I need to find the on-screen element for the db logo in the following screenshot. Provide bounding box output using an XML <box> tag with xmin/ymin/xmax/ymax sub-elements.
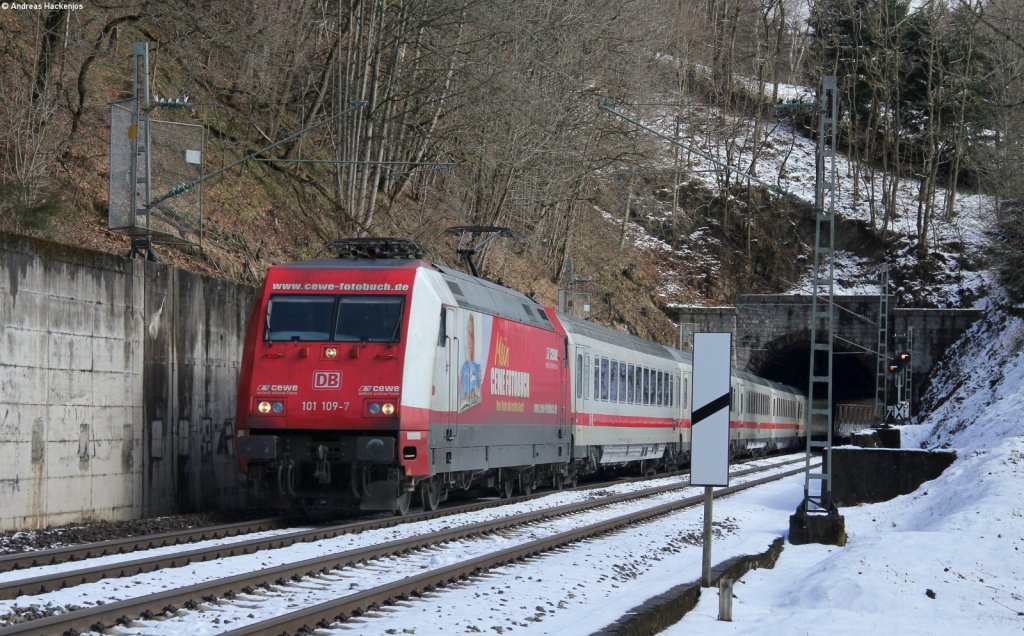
<box><xmin>313</xmin><ymin>371</ymin><xmax>342</xmax><ymax>390</ymax></box>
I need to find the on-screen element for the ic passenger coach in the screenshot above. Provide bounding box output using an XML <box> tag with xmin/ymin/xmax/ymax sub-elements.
<box><xmin>235</xmin><ymin>239</ymin><xmax>806</xmax><ymax>514</ymax></box>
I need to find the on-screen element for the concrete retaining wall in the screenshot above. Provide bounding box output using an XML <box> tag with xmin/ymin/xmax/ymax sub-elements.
<box><xmin>0</xmin><ymin>232</ymin><xmax>255</xmax><ymax>530</ymax></box>
<box><xmin>832</xmin><ymin>447</ymin><xmax>957</xmax><ymax>506</ymax></box>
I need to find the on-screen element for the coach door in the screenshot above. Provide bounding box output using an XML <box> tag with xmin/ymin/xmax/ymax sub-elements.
<box><xmin>574</xmin><ymin>345</ymin><xmax>591</xmax><ymax>423</ymax></box>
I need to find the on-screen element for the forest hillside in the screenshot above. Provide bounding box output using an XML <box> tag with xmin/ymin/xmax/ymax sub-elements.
<box><xmin>2</xmin><ymin>0</ymin><xmax>1023</xmax><ymax>342</ymax></box>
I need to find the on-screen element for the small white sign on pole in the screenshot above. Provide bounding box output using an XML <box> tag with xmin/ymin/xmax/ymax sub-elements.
<box><xmin>691</xmin><ymin>332</ymin><xmax>732</xmax><ymax>487</ymax></box>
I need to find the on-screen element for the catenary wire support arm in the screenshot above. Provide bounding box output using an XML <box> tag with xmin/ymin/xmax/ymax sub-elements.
<box><xmin>150</xmin><ymin>100</ymin><xmax>368</xmax><ymax>207</ymax></box>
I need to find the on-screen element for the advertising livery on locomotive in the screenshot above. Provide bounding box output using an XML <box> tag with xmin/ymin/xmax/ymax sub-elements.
<box><xmin>236</xmin><ymin>239</ymin><xmax>806</xmax><ymax>514</ymax></box>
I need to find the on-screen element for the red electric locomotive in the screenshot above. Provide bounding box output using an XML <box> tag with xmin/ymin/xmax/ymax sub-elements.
<box><xmin>236</xmin><ymin>238</ymin><xmax>807</xmax><ymax>514</ymax></box>
<box><xmin>236</xmin><ymin>238</ymin><xmax>571</xmax><ymax>513</ymax></box>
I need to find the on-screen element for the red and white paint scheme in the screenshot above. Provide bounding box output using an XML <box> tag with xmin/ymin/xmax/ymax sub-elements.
<box><xmin>236</xmin><ymin>239</ymin><xmax>806</xmax><ymax>514</ymax></box>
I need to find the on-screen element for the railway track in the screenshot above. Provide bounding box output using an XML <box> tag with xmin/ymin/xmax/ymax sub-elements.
<box><xmin>0</xmin><ymin>456</ymin><xmax>783</xmax><ymax>597</ymax></box>
<box><xmin>0</xmin><ymin>456</ymin><xmax>809</xmax><ymax>636</ymax></box>
<box><xmin>0</xmin><ymin>517</ymin><xmax>290</xmax><ymax>573</ymax></box>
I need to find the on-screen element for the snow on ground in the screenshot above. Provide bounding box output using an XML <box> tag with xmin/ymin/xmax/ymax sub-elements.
<box><xmin>670</xmin><ymin>296</ymin><xmax>1024</xmax><ymax>636</ymax></box>
<box><xmin>5</xmin><ymin>301</ymin><xmax>1019</xmax><ymax>635</ymax></box>
<box><xmin>327</xmin><ymin>296</ymin><xmax>1021</xmax><ymax>636</ymax></box>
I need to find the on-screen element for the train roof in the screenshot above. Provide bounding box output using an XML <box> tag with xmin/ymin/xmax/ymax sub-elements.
<box><xmin>556</xmin><ymin>310</ymin><xmax>684</xmax><ymax>362</ymax></box>
<box><xmin>557</xmin><ymin>311</ymin><xmax>802</xmax><ymax>395</ymax></box>
<box><xmin>433</xmin><ymin>264</ymin><xmax>555</xmax><ymax>332</ymax></box>
<box><xmin>272</xmin><ymin>257</ymin><xmax>554</xmax><ymax>331</ymax></box>
<box><xmin>273</xmin><ymin>258</ymin><xmax>424</xmax><ymax>271</ymax></box>
<box><xmin>274</xmin><ymin>257</ymin><xmax>803</xmax><ymax>396</ymax></box>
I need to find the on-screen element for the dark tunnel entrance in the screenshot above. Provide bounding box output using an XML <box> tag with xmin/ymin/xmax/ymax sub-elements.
<box><xmin>749</xmin><ymin>336</ymin><xmax>878</xmax><ymax>403</ymax></box>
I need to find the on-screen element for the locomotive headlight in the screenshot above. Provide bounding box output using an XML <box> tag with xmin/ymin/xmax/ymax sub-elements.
<box><xmin>256</xmin><ymin>400</ymin><xmax>285</xmax><ymax>415</ymax></box>
<box><xmin>366</xmin><ymin>401</ymin><xmax>397</xmax><ymax>416</ymax></box>
<box><xmin>324</xmin><ymin>346</ymin><xmax>338</xmax><ymax>359</ymax></box>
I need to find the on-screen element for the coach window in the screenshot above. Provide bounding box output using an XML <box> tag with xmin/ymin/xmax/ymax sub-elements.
<box><xmin>576</xmin><ymin>354</ymin><xmax>583</xmax><ymax>399</ymax></box>
<box><xmin>610</xmin><ymin>361</ymin><xmax>619</xmax><ymax>402</ymax></box>
<box><xmin>627</xmin><ymin>365</ymin><xmax>635</xmax><ymax>403</ymax></box>
<box><xmin>584</xmin><ymin>354</ymin><xmax>591</xmax><ymax>399</ymax></box>
<box><xmin>634</xmin><ymin>366</ymin><xmax>642</xmax><ymax>403</ymax></box>
<box><xmin>641</xmin><ymin>368</ymin><xmax>649</xmax><ymax>405</ymax></box>
<box><xmin>600</xmin><ymin>357</ymin><xmax>609</xmax><ymax>401</ymax></box>
<box><xmin>594</xmin><ymin>356</ymin><xmax>600</xmax><ymax>400</ymax></box>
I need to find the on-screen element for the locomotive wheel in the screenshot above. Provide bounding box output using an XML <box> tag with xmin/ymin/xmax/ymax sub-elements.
<box><xmin>519</xmin><ymin>473</ymin><xmax>534</xmax><ymax>496</ymax></box>
<box><xmin>420</xmin><ymin>476</ymin><xmax>443</xmax><ymax>512</ymax></box>
<box><xmin>393</xmin><ymin>490</ymin><xmax>413</xmax><ymax>516</ymax></box>
<box><xmin>552</xmin><ymin>472</ymin><xmax>565</xmax><ymax>490</ymax></box>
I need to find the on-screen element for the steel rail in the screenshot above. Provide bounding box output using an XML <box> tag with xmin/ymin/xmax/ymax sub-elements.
<box><xmin>0</xmin><ymin>456</ymin><xmax>798</xmax><ymax>602</ymax></box>
<box><xmin>225</xmin><ymin>464</ymin><xmax>812</xmax><ymax>636</ymax></box>
<box><xmin>0</xmin><ymin>518</ymin><xmax>288</xmax><ymax>573</ymax></box>
<box><xmin>0</xmin><ymin>458</ymin><xmax>806</xmax><ymax>636</ymax></box>
<box><xmin>0</xmin><ymin>462</ymin><xmax>698</xmax><ymax>574</ymax></box>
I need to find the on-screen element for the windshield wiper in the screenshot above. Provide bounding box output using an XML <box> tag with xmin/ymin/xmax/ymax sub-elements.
<box><xmin>387</xmin><ymin>311</ymin><xmax>403</xmax><ymax>348</ymax></box>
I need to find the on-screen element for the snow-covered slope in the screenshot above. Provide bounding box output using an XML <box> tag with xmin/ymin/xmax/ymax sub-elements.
<box><xmin>673</xmin><ymin>296</ymin><xmax>1024</xmax><ymax>635</ymax></box>
<box><xmin>613</xmin><ymin>82</ymin><xmax>996</xmax><ymax>308</ymax></box>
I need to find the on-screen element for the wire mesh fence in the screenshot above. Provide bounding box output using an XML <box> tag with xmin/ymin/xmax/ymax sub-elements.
<box><xmin>108</xmin><ymin>98</ymin><xmax>204</xmax><ymax>245</ymax></box>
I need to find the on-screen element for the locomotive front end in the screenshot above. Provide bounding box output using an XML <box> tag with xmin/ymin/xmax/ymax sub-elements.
<box><xmin>236</xmin><ymin>251</ymin><xmax>423</xmax><ymax>514</ymax></box>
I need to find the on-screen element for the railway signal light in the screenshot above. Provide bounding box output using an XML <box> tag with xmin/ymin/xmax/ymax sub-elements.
<box><xmin>888</xmin><ymin>352</ymin><xmax>910</xmax><ymax>373</ymax></box>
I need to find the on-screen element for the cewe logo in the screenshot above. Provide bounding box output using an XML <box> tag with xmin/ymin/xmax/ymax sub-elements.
<box><xmin>313</xmin><ymin>371</ymin><xmax>342</xmax><ymax>390</ymax></box>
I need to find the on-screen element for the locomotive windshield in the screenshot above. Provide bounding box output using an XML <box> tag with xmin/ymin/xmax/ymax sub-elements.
<box><xmin>265</xmin><ymin>294</ymin><xmax>405</xmax><ymax>343</ymax></box>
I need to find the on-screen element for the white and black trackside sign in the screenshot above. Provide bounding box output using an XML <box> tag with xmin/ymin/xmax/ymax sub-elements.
<box><xmin>690</xmin><ymin>332</ymin><xmax>732</xmax><ymax>487</ymax></box>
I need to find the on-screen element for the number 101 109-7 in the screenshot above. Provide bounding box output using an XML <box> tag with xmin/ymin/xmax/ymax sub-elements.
<box><xmin>302</xmin><ymin>401</ymin><xmax>349</xmax><ymax>411</ymax></box>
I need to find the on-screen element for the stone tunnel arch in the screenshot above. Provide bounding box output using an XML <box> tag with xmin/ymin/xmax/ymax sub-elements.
<box><xmin>745</xmin><ymin>330</ymin><xmax>877</xmax><ymax>403</ymax></box>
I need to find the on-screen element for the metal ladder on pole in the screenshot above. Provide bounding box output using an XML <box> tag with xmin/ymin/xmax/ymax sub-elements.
<box><xmin>129</xmin><ymin>42</ymin><xmax>158</xmax><ymax>261</ymax></box>
<box><xmin>875</xmin><ymin>266</ymin><xmax>890</xmax><ymax>423</ymax></box>
<box><xmin>803</xmin><ymin>76</ymin><xmax>838</xmax><ymax>513</ymax></box>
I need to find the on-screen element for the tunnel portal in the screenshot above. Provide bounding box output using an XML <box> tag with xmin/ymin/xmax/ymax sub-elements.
<box><xmin>750</xmin><ymin>337</ymin><xmax>877</xmax><ymax>403</ymax></box>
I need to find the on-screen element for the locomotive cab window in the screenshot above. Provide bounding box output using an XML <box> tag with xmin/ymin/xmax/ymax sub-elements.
<box><xmin>265</xmin><ymin>295</ymin><xmax>334</xmax><ymax>341</ymax></box>
<box><xmin>335</xmin><ymin>296</ymin><xmax>405</xmax><ymax>342</ymax></box>
<box><xmin>264</xmin><ymin>294</ymin><xmax>405</xmax><ymax>343</ymax></box>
